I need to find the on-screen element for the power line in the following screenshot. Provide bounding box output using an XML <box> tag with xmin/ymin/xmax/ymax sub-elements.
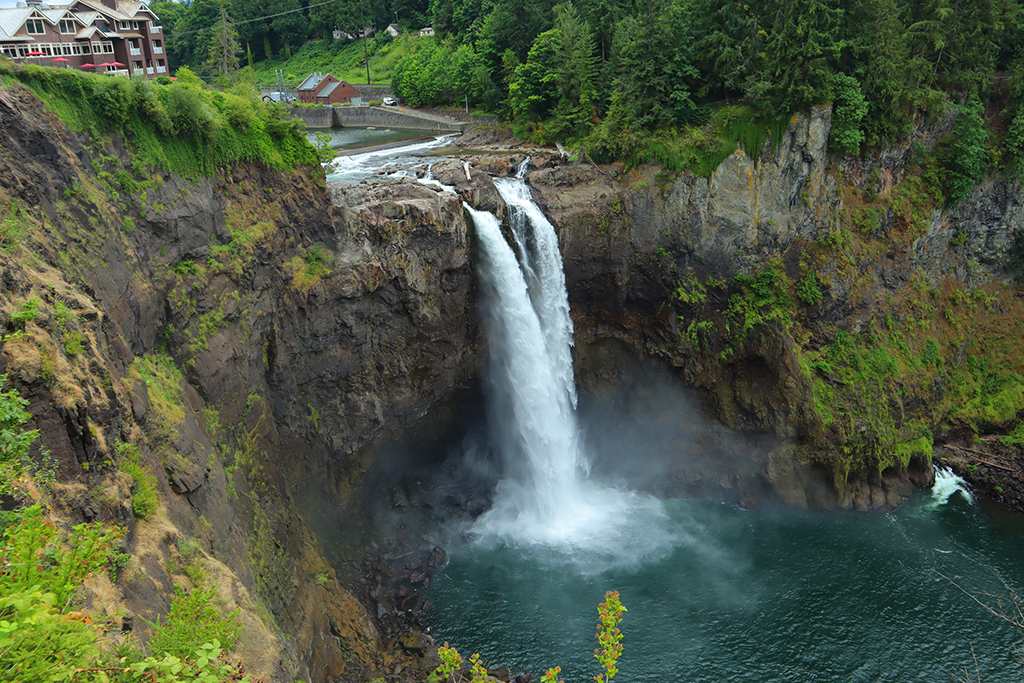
<box><xmin>164</xmin><ymin>0</ymin><xmax>344</xmax><ymax>39</ymax></box>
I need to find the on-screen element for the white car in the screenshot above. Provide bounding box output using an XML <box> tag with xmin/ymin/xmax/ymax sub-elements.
<box><xmin>383</xmin><ymin>97</ymin><xmax>397</xmax><ymax>106</ymax></box>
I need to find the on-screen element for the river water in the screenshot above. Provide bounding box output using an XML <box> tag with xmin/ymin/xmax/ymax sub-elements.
<box><xmin>430</xmin><ymin>474</ymin><xmax>1024</xmax><ymax>682</ymax></box>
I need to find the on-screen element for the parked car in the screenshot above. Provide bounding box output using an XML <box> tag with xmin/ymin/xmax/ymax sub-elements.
<box><xmin>262</xmin><ymin>92</ymin><xmax>297</xmax><ymax>103</ymax></box>
<box><xmin>382</xmin><ymin>97</ymin><xmax>397</xmax><ymax>106</ymax></box>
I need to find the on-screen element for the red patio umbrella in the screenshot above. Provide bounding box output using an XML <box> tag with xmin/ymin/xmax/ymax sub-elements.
<box><xmin>78</xmin><ymin>63</ymin><xmax>96</xmax><ymax>68</ymax></box>
<box><xmin>25</xmin><ymin>50</ymin><xmax>44</xmax><ymax>64</ymax></box>
<box><xmin>108</xmin><ymin>61</ymin><xmax>124</xmax><ymax>67</ymax></box>
<box><xmin>51</xmin><ymin>57</ymin><xmax>69</xmax><ymax>68</ymax></box>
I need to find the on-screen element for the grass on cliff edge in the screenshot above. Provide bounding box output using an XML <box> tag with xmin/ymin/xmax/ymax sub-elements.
<box><xmin>0</xmin><ymin>62</ymin><xmax>318</xmax><ymax>179</ymax></box>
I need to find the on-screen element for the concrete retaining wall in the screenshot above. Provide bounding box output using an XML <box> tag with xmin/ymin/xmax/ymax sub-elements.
<box><xmin>288</xmin><ymin>107</ymin><xmax>333</xmax><ymax>129</ymax></box>
<box><xmin>334</xmin><ymin>107</ymin><xmax>466</xmax><ymax>132</ymax></box>
<box><xmin>289</xmin><ymin>105</ymin><xmax>466</xmax><ymax>132</ymax></box>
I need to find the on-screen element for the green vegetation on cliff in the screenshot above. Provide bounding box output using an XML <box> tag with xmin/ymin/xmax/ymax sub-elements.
<box><xmin>0</xmin><ymin>378</ymin><xmax>247</xmax><ymax>682</ymax></box>
<box><xmin>0</xmin><ymin>63</ymin><xmax>317</xmax><ymax>179</ymax></box>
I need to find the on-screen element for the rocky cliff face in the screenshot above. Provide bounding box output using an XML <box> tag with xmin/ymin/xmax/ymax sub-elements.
<box><xmin>0</xmin><ymin>84</ymin><xmax>478</xmax><ymax>682</ymax></box>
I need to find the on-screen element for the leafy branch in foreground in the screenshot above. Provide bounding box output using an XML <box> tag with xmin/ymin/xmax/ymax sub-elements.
<box><xmin>433</xmin><ymin>591</ymin><xmax>627</xmax><ymax>683</ymax></box>
<box><xmin>593</xmin><ymin>590</ymin><xmax>626</xmax><ymax>683</ymax></box>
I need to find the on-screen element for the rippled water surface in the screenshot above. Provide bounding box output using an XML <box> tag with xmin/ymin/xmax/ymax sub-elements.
<box><xmin>429</xmin><ymin>475</ymin><xmax>1024</xmax><ymax>682</ymax></box>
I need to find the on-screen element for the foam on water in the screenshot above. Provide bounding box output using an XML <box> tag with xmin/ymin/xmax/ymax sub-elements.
<box><xmin>928</xmin><ymin>466</ymin><xmax>975</xmax><ymax>507</ymax></box>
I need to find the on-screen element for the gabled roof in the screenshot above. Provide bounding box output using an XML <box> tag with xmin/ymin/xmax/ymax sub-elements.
<box><xmin>118</xmin><ymin>2</ymin><xmax>159</xmax><ymax>21</ymax></box>
<box><xmin>0</xmin><ymin>8</ymin><xmax>39</xmax><ymax>38</ymax></box>
<box><xmin>75</xmin><ymin>25</ymin><xmax>101</xmax><ymax>39</ymax></box>
<box><xmin>317</xmin><ymin>81</ymin><xmax>340</xmax><ymax>98</ymax></box>
<box><xmin>297</xmin><ymin>73</ymin><xmax>319</xmax><ymax>90</ymax></box>
<box><xmin>70</xmin><ymin>0</ymin><xmax>133</xmax><ymax>22</ymax></box>
<box><xmin>41</xmin><ymin>9</ymin><xmax>68</xmax><ymax>22</ymax></box>
<box><xmin>75</xmin><ymin>11</ymin><xmax>99</xmax><ymax>25</ymax></box>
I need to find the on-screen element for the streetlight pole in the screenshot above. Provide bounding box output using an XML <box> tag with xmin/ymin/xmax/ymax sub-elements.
<box><xmin>359</xmin><ymin>0</ymin><xmax>370</xmax><ymax>85</ymax></box>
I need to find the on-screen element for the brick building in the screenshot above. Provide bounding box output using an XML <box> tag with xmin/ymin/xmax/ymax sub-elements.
<box><xmin>298</xmin><ymin>73</ymin><xmax>361</xmax><ymax>105</ymax></box>
<box><xmin>0</xmin><ymin>0</ymin><xmax>167</xmax><ymax>78</ymax></box>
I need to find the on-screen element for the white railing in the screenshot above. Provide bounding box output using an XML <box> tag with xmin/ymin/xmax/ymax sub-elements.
<box><xmin>150</xmin><ymin>25</ymin><xmax>161</xmax><ymax>34</ymax></box>
<box><xmin>146</xmin><ymin>67</ymin><xmax>153</xmax><ymax>74</ymax></box>
<box><xmin>110</xmin><ymin>68</ymin><xmax>129</xmax><ymax>77</ymax></box>
<box><xmin>153</xmin><ymin>46</ymin><xmax>163</xmax><ymax>54</ymax></box>
<box><xmin>133</xmin><ymin>68</ymin><xmax>143</xmax><ymax>75</ymax></box>
<box><xmin>156</xmin><ymin>65</ymin><xmax>166</xmax><ymax>73</ymax></box>
<box><xmin>129</xmin><ymin>47</ymin><xmax>141</xmax><ymax>56</ymax></box>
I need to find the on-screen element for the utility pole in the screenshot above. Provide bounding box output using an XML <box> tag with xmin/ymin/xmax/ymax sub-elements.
<box><xmin>359</xmin><ymin>0</ymin><xmax>370</xmax><ymax>85</ymax></box>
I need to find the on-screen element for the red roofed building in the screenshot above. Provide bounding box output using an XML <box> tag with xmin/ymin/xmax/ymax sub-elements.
<box><xmin>297</xmin><ymin>72</ymin><xmax>361</xmax><ymax>105</ymax></box>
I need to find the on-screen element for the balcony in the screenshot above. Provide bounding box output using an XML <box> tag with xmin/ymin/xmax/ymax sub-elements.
<box><xmin>150</xmin><ymin>25</ymin><xmax>161</xmax><ymax>34</ymax></box>
<box><xmin>156</xmin><ymin>65</ymin><xmax>166</xmax><ymax>74</ymax></box>
<box><xmin>153</xmin><ymin>45</ymin><xmax>163</xmax><ymax>54</ymax></box>
<box><xmin>129</xmin><ymin>47</ymin><xmax>141</xmax><ymax>56</ymax></box>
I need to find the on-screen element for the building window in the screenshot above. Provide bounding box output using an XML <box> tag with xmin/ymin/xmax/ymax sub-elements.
<box><xmin>26</xmin><ymin>19</ymin><xmax>45</xmax><ymax>34</ymax></box>
<box><xmin>59</xmin><ymin>19</ymin><xmax>76</xmax><ymax>34</ymax></box>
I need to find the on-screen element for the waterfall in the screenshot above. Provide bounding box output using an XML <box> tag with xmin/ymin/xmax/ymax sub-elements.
<box><xmin>465</xmin><ymin>167</ymin><xmax>675</xmax><ymax>557</ymax></box>
<box><xmin>464</xmin><ymin>198</ymin><xmax>585</xmax><ymax>532</ymax></box>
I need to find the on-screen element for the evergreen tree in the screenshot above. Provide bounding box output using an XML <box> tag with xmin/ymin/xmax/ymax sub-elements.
<box><xmin>762</xmin><ymin>0</ymin><xmax>844</xmax><ymax>112</ymax></box>
<box><xmin>945</xmin><ymin>91</ymin><xmax>990</xmax><ymax>201</ymax></box>
<box><xmin>692</xmin><ymin>0</ymin><xmax>768</xmax><ymax>101</ymax></box>
<box><xmin>842</xmin><ymin>0</ymin><xmax>911</xmax><ymax>143</ymax></box>
<box><xmin>829</xmin><ymin>73</ymin><xmax>868</xmax><ymax>155</ymax></box>
<box><xmin>205</xmin><ymin>0</ymin><xmax>241</xmax><ymax>81</ymax></box>
<box><xmin>605</xmin><ymin>0</ymin><xmax>700</xmax><ymax>131</ymax></box>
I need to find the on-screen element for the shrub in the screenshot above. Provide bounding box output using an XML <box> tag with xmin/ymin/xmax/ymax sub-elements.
<box><xmin>9</xmin><ymin>297</ymin><xmax>40</xmax><ymax>331</ymax></box>
<box><xmin>163</xmin><ymin>85</ymin><xmax>217</xmax><ymax>139</ymax></box>
<box><xmin>64</xmin><ymin>330</ymin><xmax>86</xmax><ymax>357</ymax></box>
<box><xmin>0</xmin><ymin>374</ymin><xmax>38</xmax><ymax>490</ymax></box>
<box><xmin>796</xmin><ymin>269</ymin><xmax>824</xmax><ymax>306</ymax></box>
<box><xmin>117</xmin><ymin>441</ymin><xmax>158</xmax><ymax>519</ymax></box>
<box><xmin>92</xmin><ymin>76</ymin><xmax>134</xmax><ymax>126</ymax></box>
<box><xmin>148</xmin><ymin>585</ymin><xmax>241</xmax><ymax>660</ymax></box>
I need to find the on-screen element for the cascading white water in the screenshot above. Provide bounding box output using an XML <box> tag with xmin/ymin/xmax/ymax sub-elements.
<box><xmin>493</xmin><ymin>160</ymin><xmax>579</xmax><ymax>413</ymax></box>
<box><xmin>463</xmin><ymin>202</ymin><xmax>584</xmax><ymax>529</ymax></box>
<box><xmin>464</xmin><ymin>166</ymin><xmax>676</xmax><ymax>560</ymax></box>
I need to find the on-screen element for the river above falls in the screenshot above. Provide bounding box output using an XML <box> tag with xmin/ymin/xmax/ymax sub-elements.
<box><xmin>428</xmin><ymin>473</ymin><xmax>1024</xmax><ymax>682</ymax></box>
<box><xmin>322</xmin><ymin>133</ymin><xmax>458</xmax><ymax>184</ymax></box>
